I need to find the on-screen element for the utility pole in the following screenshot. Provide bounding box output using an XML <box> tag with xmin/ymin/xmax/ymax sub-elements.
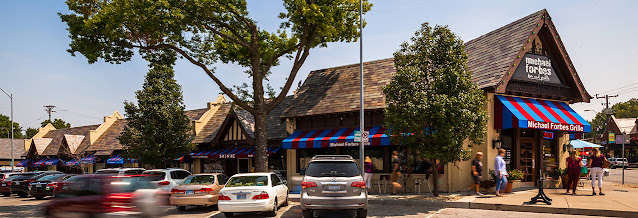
<box><xmin>0</xmin><ymin>87</ymin><xmax>14</xmax><ymax>172</ymax></box>
<box><xmin>358</xmin><ymin>0</ymin><xmax>365</xmax><ymax>177</ymax></box>
<box><xmin>44</xmin><ymin>105</ymin><xmax>56</xmax><ymax>122</ymax></box>
<box><xmin>596</xmin><ymin>94</ymin><xmax>617</xmax><ymax>145</ymax></box>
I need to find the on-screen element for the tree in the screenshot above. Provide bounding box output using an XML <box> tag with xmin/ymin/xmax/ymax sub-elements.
<box><xmin>25</xmin><ymin>128</ymin><xmax>38</xmax><ymax>139</ymax></box>
<box><xmin>41</xmin><ymin>119</ymin><xmax>71</xmax><ymax>129</ymax></box>
<box><xmin>383</xmin><ymin>23</ymin><xmax>488</xmax><ymax>196</ymax></box>
<box><xmin>118</xmin><ymin>64</ymin><xmax>195</xmax><ymax>168</ymax></box>
<box><xmin>60</xmin><ymin>0</ymin><xmax>371</xmax><ymax>172</ymax></box>
<box><xmin>587</xmin><ymin>98</ymin><xmax>638</xmax><ymax>141</ymax></box>
<box><xmin>0</xmin><ymin>114</ymin><xmax>23</xmax><ymax>138</ymax></box>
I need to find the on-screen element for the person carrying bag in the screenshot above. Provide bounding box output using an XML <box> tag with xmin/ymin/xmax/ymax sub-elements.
<box><xmin>565</xmin><ymin>151</ymin><xmax>583</xmax><ymax>195</ymax></box>
<box><xmin>587</xmin><ymin>148</ymin><xmax>609</xmax><ymax>196</ymax></box>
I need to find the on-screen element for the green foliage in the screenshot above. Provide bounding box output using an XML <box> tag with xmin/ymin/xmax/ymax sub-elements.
<box><xmin>60</xmin><ymin>0</ymin><xmax>371</xmax><ymax>171</ymax></box>
<box><xmin>0</xmin><ymin>114</ymin><xmax>23</xmax><ymax>138</ymax></box>
<box><xmin>41</xmin><ymin>119</ymin><xmax>71</xmax><ymax>129</ymax></box>
<box><xmin>554</xmin><ymin>167</ymin><xmax>567</xmax><ymax>176</ymax></box>
<box><xmin>508</xmin><ymin>169</ymin><xmax>524</xmax><ymax>180</ymax></box>
<box><xmin>118</xmin><ymin>64</ymin><xmax>195</xmax><ymax>168</ymax></box>
<box><xmin>587</xmin><ymin>98</ymin><xmax>638</xmax><ymax>140</ymax></box>
<box><xmin>384</xmin><ymin>23</ymin><xmax>487</xmax><ymax>196</ymax></box>
<box><xmin>25</xmin><ymin>128</ymin><xmax>38</xmax><ymax>139</ymax></box>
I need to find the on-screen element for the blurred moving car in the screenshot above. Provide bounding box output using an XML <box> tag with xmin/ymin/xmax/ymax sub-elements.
<box><xmin>142</xmin><ymin>168</ymin><xmax>191</xmax><ymax>191</ymax></box>
<box><xmin>28</xmin><ymin>174</ymin><xmax>75</xmax><ymax>200</ymax></box>
<box><xmin>12</xmin><ymin>172</ymin><xmax>62</xmax><ymax>197</ymax></box>
<box><xmin>609</xmin><ymin>158</ymin><xmax>629</xmax><ymax>169</ymax></box>
<box><xmin>170</xmin><ymin>173</ymin><xmax>229</xmax><ymax>211</ymax></box>
<box><xmin>95</xmin><ymin>168</ymin><xmax>146</xmax><ymax>175</ymax></box>
<box><xmin>218</xmin><ymin>172</ymin><xmax>288</xmax><ymax>217</ymax></box>
<box><xmin>0</xmin><ymin>175</ymin><xmax>20</xmax><ymax>196</ymax></box>
<box><xmin>44</xmin><ymin>174</ymin><xmax>167</xmax><ymax>217</ymax></box>
<box><xmin>300</xmin><ymin>155</ymin><xmax>368</xmax><ymax>218</ymax></box>
<box><xmin>1</xmin><ymin>173</ymin><xmax>21</xmax><ymax>180</ymax></box>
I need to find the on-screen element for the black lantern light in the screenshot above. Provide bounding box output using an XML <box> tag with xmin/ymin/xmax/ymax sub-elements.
<box><xmin>492</xmin><ymin>138</ymin><xmax>502</xmax><ymax>149</ymax></box>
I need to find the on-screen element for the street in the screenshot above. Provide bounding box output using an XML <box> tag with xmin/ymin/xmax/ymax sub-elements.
<box><xmin>605</xmin><ymin>168</ymin><xmax>638</xmax><ymax>185</ymax></box>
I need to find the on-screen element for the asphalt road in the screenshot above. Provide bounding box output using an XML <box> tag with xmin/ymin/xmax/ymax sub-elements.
<box><xmin>605</xmin><ymin>168</ymin><xmax>638</xmax><ymax>185</ymax></box>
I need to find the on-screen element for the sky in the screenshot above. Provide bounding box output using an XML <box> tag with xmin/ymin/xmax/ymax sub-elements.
<box><xmin>1</xmin><ymin>0</ymin><xmax>637</xmax><ymax>132</ymax></box>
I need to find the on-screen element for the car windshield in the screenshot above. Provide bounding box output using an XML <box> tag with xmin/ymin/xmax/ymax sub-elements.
<box><xmin>14</xmin><ymin>173</ymin><xmax>37</xmax><ymax>180</ymax></box>
<box><xmin>36</xmin><ymin>174</ymin><xmax>65</xmax><ymax>181</ymax></box>
<box><xmin>307</xmin><ymin>161</ymin><xmax>360</xmax><ymax>177</ymax></box>
<box><xmin>226</xmin><ymin>176</ymin><xmax>268</xmax><ymax>187</ymax></box>
<box><xmin>181</xmin><ymin>175</ymin><xmax>215</xmax><ymax>185</ymax></box>
<box><xmin>142</xmin><ymin>171</ymin><xmax>165</xmax><ymax>181</ymax></box>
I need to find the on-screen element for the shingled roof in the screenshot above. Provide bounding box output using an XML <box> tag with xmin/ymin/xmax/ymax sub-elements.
<box><xmin>267</xmin><ymin>96</ymin><xmax>294</xmax><ymax>139</ymax></box>
<box><xmin>40</xmin><ymin>124</ymin><xmax>100</xmax><ymax>156</ymax></box>
<box><xmin>0</xmin><ymin>139</ymin><xmax>26</xmax><ymax>159</ymax></box>
<box><xmin>86</xmin><ymin>119</ymin><xmax>127</xmax><ymax>153</ymax></box>
<box><xmin>185</xmin><ymin>108</ymin><xmax>209</xmax><ymax>121</ymax></box>
<box><xmin>192</xmin><ymin>104</ymin><xmax>232</xmax><ymax>144</ymax></box>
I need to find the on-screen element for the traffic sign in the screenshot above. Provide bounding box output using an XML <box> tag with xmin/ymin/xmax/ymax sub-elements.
<box><xmin>354</xmin><ymin>131</ymin><xmax>362</xmax><ymax>142</ymax></box>
<box><xmin>361</xmin><ymin>131</ymin><xmax>369</xmax><ymax>143</ymax></box>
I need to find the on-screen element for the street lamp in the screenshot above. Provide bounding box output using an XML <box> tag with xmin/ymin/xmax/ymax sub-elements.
<box><xmin>0</xmin><ymin>87</ymin><xmax>14</xmax><ymax>172</ymax></box>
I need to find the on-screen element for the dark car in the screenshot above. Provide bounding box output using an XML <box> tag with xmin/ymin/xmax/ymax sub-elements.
<box><xmin>0</xmin><ymin>175</ymin><xmax>20</xmax><ymax>196</ymax></box>
<box><xmin>28</xmin><ymin>174</ymin><xmax>75</xmax><ymax>200</ymax></box>
<box><xmin>45</xmin><ymin>174</ymin><xmax>168</xmax><ymax>217</ymax></box>
<box><xmin>0</xmin><ymin>173</ymin><xmax>21</xmax><ymax>180</ymax></box>
<box><xmin>12</xmin><ymin>172</ymin><xmax>63</xmax><ymax>197</ymax></box>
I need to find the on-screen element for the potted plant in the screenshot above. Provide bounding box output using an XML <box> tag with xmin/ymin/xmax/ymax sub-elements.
<box><xmin>504</xmin><ymin>169</ymin><xmax>524</xmax><ymax>193</ymax></box>
<box><xmin>555</xmin><ymin>168</ymin><xmax>568</xmax><ymax>188</ymax></box>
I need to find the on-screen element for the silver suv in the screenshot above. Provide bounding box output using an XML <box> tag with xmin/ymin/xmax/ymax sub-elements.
<box><xmin>142</xmin><ymin>168</ymin><xmax>191</xmax><ymax>191</ymax></box>
<box><xmin>300</xmin><ymin>155</ymin><xmax>367</xmax><ymax>218</ymax></box>
<box><xmin>608</xmin><ymin>158</ymin><xmax>628</xmax><ymax>169</ymax></box>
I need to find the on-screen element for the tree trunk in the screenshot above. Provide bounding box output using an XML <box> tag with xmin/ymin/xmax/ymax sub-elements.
<box><xmin>254</xmin><ymin>112</ymin><xmax>268</xmax><ymax>172</ymax></box>
<box><xmin>431</xmin><ymin>158</ymin><xmax>439</xmax><ymax>196</ymax></box>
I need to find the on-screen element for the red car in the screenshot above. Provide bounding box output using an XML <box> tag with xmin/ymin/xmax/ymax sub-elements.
<box><xmin>44</xmin><ymin>174</ymin><xmax>169</xmax><ymax>217</ymax></box>
<box><xmin>0</xmin><ymin>175</ymin><xmax>20</xmax><ymax>196</ymax></box>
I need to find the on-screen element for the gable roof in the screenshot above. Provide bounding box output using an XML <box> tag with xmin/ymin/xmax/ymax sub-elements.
<box><xmin>234</xmin><ymin>109</ymin><xmax>255</xmax><ymax>138</ymax></box>
<box><xmin>0</xmin><ymin>139</ymin><xmax>26</xmax><ymax>159</ymax></box>
<box><xmin>610</xmin><ymin>116</ymin><xmax>637</xmax><ymax>134</ymax></box>
<box><xmin>185</xmin><ymin>108</ymin><xmax>209</xmax><ymax>121</ymax></box>
<box><xmin>40</xmin><ymin>124</ymin><xmax>100</xmax><ymax>156</ymax></box>
<box><xmin>86</xmin><ymin>119</ymin><xmax>127</xmax><ymax>153</ymax></box>
<box><xmin>192</xmin><ymin>104</ymin><xmax>233</xmax><ymax>144</ymax></box>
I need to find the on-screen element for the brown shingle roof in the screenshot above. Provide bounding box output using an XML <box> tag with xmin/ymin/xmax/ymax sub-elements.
<box><xmin>40</xmin><ymin>124</ymin><xmax>100</xmax><ymax>156</ymax></box>
<box><xmin>234</xmin><ymin>109</ymin><xmax>255</xmax><ymax>138</ymax></box>
<box><xmin>465</xmin><ymin>9</ymin><xmax>545</xmax><ymax>89</ymax></box>
<box><xmin>86</xmin><ymin>119</ymin><xmax>127</xmax><ymax>153</ymax></box>
<box><xmin>267</xmin><ymin>96</ymin><xmax>293</xmax><ymax>139</ymax></box>
<box><xmin>281</xmin><ymin>59</ymin><xmax>395</xmax><ymax>118</ymax></box>
<box><xmin>0</xmin><ymin>139</ymin><xmax>26</xmax><ymax>159</ymax></box>
<box><xmin>185</xmin><ymin>108</ymin><xmax>209</xmax><ymax>121</ymax></box>
<box><xmin>192</xmin><ymin>104</ymin><xmax>232</xmax><ymax>144</ymax></box>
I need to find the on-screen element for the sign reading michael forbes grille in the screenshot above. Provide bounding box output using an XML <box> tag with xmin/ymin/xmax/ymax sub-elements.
<box><xmin>512</xmin><ymin>53</ymin><xmax>562</xmax><ymax>85</ymax></box>
<box><xmin>527</xmin><ymin>120</ymin><xmax>584</xmax><ymax>132</ymax></box>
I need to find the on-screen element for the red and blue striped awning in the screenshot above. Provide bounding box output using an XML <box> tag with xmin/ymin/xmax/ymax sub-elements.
<box><xmin>66</xmin><ymin>159</ymin><xmax>79</xmax><ymax>166</ymax></box>
<box><xmin>33</xmin><ymin>159</ymin><xmax>49</xmax><ymax>167</ymax></box>
<box><xmin>107</xmin><ymin>155</ymin><xmax>125</xmax><ymax>164</ymax></box>
<box><xmin>495</xmin><ymin>95</ymin><xmax>590</xmax><ymax>132</ymax></box>
<box><xmin>44</xmin><ymin>159</ymin><xmax>61</xmax><ymax>166</ymax></box>
<box><xmin>81</xmin><ymin>155</ymin><xmax>97</xmax><ymax>163</ymax></box>
<box><xmin>283</xmin><ymin>126</ymin><xmax>391</xmax><ymax>149</ymax></box>
<box><xmin>15</xmin><ymin>159</ymin><xmax>31</xmax><ymax>167</ymax></box>
<box><xmin>189</xmin><ymin>146</ymin><xmax>281</xmax><ymax>159</ymax></box>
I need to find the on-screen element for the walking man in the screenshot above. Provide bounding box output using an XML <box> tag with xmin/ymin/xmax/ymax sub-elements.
<box><xmin>471</xmin><ymin>152</ymin><xmax>484</xmax><ymax>196</ymax></box>
<box><xmin>495</xmin><ymin>149</ymin><xmax>508</xmax><ymax>197</ymax></box>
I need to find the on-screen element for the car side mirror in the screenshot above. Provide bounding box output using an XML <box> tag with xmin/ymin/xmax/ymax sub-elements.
<box><xmin>300</xmin><ymin>168</ymin><xmax>306</xmax><ymax>176</ymax></box>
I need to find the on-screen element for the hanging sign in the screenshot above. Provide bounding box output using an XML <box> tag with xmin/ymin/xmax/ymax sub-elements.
<box><xmin>542</xmin><ymin>131</ymin><xmax>554</xmax><ymax>140</ymax></box>
<box><xmin>609</xmin><ymin>133</ymin><xmax>615</xmax><ymax>143</ymax></box>
<box><xmin>512</xmin><ymin>53</ymin><xmax>562</xmax><ymax>85</ymax></box>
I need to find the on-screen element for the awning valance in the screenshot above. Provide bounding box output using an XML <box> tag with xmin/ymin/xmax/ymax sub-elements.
<box><xmin>44</xmin><ymin>159</ymin><xmax>61</xmax><ymax>166</ymax></box>
<box><xmin>33</xmin><ymin>159</ymin><xmax>49</xmax><ymax>167</ymax></box>
<box><xmin>495</xmin><ymin>95</ymin><xmax>591</xmax><ymax>133</ymax></box>
<box><xmin>282</xmin><ymin>126</ymin><xmax>390</xmax><ymax>149</ymax></box>
<box><xmin>107</xmin><ymin>155</ymin><xmax>124</xmax><ymax>164</ymax></box>
<box><xmin>66</xmin><ymin>159</ymin><xmax>79</xmax><ymax>166</ymax></box>
<box><xmin>15</xmin><ymin>159</ymin><xmax>31</xmax><ymax>167</ymax></box>
<box><xmin>81</xmin><ymin>155</ymin><xmax>97</xmax><ymax>163</ymax></box>
<box><xmin>189</xmin><ymin>146</ymin><xmax>281</xmax><ymax>159</ymax></box>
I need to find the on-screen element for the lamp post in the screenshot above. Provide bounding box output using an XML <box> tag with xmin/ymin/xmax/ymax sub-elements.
<box><xmin>0</xmin><ymin>87</ymin><xmax>14</xmax><ymax>172</ymax></box>
<box><xmin>358</xmin><ymin>0</ymin><xmax>365</xmax><ymax>176</ymax></box>
<box><xmin>622</xmin><ymin>132</ymin><xmax>626</xmax><ymax>185</ymax></box>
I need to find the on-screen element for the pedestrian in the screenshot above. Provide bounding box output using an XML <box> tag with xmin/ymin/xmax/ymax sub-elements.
<box><xmin>364</xmin><ymin>156</ymin><xmax>373</xmax><ymax>192</ymax></box>
<box><xmin>494</xmin><ymin>149</ymin><xmax>508</xmax><ymax>197</ymax></box>
<box><xmin>471</xmin><ymin>152</ymin><xmax>484</xmax><ymax>196</ymax></box>
<box><xmin>588</xmin><ymin>147</ymin><xmax>608</xmax><ymax>196</ymax></box>
<box><xmin>565</xmin><ymin>150</ymin><xmax>583</xmax><ymax>195</ymax></box>
<box><xmin>391</xmin><ymin>151</ymin><xmax>402</xmax><ymax>195</ymax></box>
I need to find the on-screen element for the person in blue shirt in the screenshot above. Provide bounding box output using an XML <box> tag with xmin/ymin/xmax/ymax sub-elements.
<box><xmin>495</xmin><ymin>148</ymin><xmax>508</xmax><ymax>197</ymax></box>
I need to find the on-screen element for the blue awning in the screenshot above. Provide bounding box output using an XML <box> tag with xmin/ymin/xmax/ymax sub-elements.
<box><xmin>80</xmin><ymin>155</ymin><xmax>97</xmax><ymax>163</ymax></box>
<box><xmin>495</xmin><ymin>95</ymin><xmax>591</xmax><ymax>132</ymax></box>
<box><xmin>107</xmin><ymin>155</ymin><xmax>124</xmax><ymax>164</ymax></box>
<box><xmin>33</xmin><ymin>159</ymin><xmax>49</xmax><ymax>167</ymax></box>
<box><xmin>283</xmin><ymin>126</ymin><xmax>390</xmax><ymax>149</ymax></box>
<box><xmin>570</xmin><ymin>140</ymin><xmax>603</xmax><ymax>149</ymax></box>
<box><xmin>15</xmin><ymin>159</ymin><xmax>31</xmax><ymax>167</ymax></box>
<box><xmin>44</xmin><ymin>159</ymin><xmax>61</xmax><ymax>166</ymax></box>
<box><xmin>66</xmin><ymin>159</ymin><xmax>79</xmax><ymax>166</ymax></box>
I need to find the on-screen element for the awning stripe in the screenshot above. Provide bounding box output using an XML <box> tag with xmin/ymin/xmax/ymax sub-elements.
<box><xmin>538</xmin><ymin>100</ymin><xmax>567</xmax><ymax>124</ymax></box>
<box><xmin>283</xmin><ymin>126</ymin><xmax>391</xmax><ymax>149</ymax></box>
<box><xmin>529</xmin><ymin>99</ymin><xmax>558</xmax><ymax>123</ymax></box>
<box><xmin>522</xmin><ymin>98</ymin><xmax>549</xmax><ymax>122</ymax></box>
<box><xmin>16</xmin><ymin>159</ymin><xmax>31</xmax><ymax>167</ymax></box>
<box><xmin>545</xmin><ymin>100</ymin><xmax>574</xmax><ymax>125</ymax></box>
<box><xmin>555</xmin><ymin>101</ymin><xmax>582</xmax><ymax>125</ymax></box>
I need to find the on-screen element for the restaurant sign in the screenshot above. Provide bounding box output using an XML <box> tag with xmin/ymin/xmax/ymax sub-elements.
<box><xmin>512</xmin><ymin>53</ymin><xmax>562</xmax><ymax>85</ymax></box>
<box><xmin>329</xmin><ymin>142</ymin><xmax>371</xmax><ymax>147</ymax></box>
<box><xmin>527</xmin><ymin>120</ymin><xmax>584</xmax><ymax>132</ymax></box>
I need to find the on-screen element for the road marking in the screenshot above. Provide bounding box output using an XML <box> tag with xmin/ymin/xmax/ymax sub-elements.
<box><xmin>207</xmin><ymin>211</ymin><xmax>221</xmax><ymax>217</ymax></box>
<box><xmin>425</xmin><ymin>208</ymin><xmax>446</xmax><ymax>218</ymax></box>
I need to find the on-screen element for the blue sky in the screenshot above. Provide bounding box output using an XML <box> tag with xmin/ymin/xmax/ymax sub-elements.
<box><xmin>1</xmin><ymin>0</ymin><xmax>637</xmax><ymax>131</ymax></box>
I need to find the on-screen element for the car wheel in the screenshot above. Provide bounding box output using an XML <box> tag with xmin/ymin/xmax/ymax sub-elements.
<box><xmin>18</xmin><ymin>192</ymin><xmax>28</xmax><ymax>198</ymax></box>
<box><xmin>176</xmin><ymin>206</ymin><xmax>186</xmax><ymax>211</ymax></box>
<box><xmin>357</xmin><ymin>209</ymin><xmax>367</xmax><ymax>218</ymax></box>
<box><xmin>2</xmin><ymin>193</ymin><xmax>9</xmax><ymax>197</ymax></box>
<box><xmin>223</xmin><ymin>212</ymin><xmax>234</xmax><ymax>217</ymax></box>
<box><xmin>302</xmin><ymin>209</ymin><xmax>313</xmax><ymax>218</ymax></box>
<box><xmin>265</xmin><ymin>199</ymin><xmax>277</xmax><ymax>217</ymax></box>
<box><xmin>282</xmin><ymin>194</ymin><xmax>289</xmax><ymax>207</ymax></box>
<box><xmin>35</xmin><ymin>196</ymin><xmax>44</xmax><ymax>200</ymax></box>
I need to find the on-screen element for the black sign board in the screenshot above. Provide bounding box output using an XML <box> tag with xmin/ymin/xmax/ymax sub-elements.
<box><xmin>512</xmin><ymin>53</ymin><xmax>562</xmax><ymax>85</ymax></box>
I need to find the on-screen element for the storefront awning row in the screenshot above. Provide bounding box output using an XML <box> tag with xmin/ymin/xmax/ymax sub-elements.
<box><xmin>282</xmin><ymin>126</ymin><xmax>390</xmax><ymax>149</ymax></box>
<box><xmin>15</xmin><ymin>159</ymin><xmax>31</xmax><ymax>167</ymax></box>
<box><xmin>66</xmin><ymin>159</ymin><xmax>79</xmax><ymax>166</ymax></box>
<box><xmin>495</xmin><ymin>95</ymin><xmax>591</xmax><ymax>133</ymax></box>
<box><xmin>33</xmin><ymin>159</ymin><xmax>49</xmax><ymax>167</ymax></box>
<box><xmin>44</xmin><ymin>159</ymin><xmax>60</xmax><ymax>166</ymax></box>
<box><xmin>80</xmin><ymin>155</ymin><xmax>97</xmax><ymax>163</ymax></box>
<box><xmin>106</xmin><ymin>155</ymin><xmax>138</xmax><ymax>164</ymax></box>
<box><xmin>189</xmin><ymin>146</ymin><xmax>281</xmax><ymax>159</ymax></box>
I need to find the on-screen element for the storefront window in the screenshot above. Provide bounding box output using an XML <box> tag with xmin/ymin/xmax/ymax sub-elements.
<box><xmin>296</xmin><ymin>147</ymin><xmax>389</xmax><ymax>173</ymax></box>
<box><xmin>541</xmin><ymin>133</ymin><xmax>558</xmax><ymax>178</ymax></box>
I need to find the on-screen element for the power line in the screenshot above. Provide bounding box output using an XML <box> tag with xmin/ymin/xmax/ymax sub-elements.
<box><xmin>595</xmin><ymin>81</ymin><xmax>638</xmax><ymax>95</ymax></box>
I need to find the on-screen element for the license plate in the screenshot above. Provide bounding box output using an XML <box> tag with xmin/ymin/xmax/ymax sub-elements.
<box><xmin>36</xmin><ymin>185</ymin><xmax>41</xmax><ymax>188</ymax></box>
<box><xmin>186</xmin><ymin>190</ymin><xmax>194</xmax><ymax>195</ymax></box>
<box><xmin>328</xmin><ymin>185</ymin><xmax>340</xmax><ymax>191</ymax></box>
<box><xmin>237</xmin><ymin>194</ymin><xmax>246</xmax><ymax>200</ymax></box>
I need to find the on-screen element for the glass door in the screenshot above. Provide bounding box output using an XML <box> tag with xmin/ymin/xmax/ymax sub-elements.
<box><xmin>520</xmin><ymin>139</ymin><xmax>537</xmax><ymax>182</ymax></box>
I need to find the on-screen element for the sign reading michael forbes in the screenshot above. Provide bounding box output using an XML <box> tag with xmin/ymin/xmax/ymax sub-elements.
<box><xmin>512</xmin><ymin>53</ymin><xmax>562</xmax><ymax>85</ymax></box>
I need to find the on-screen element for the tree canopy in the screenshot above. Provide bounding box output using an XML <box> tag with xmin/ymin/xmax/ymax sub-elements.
<box><xmin>60</xmin><ymin>0</ymin><xmax>371</xmax><ymax>171</ymax></box>
<box><xmin>118</xmin><ymin>64</ymin><xmax>195</xmax><ymax>168</ymax></box>
<box><xmin>41</xmin><ymin>119</ymin><xmax>71</xmax><ymax>129</ymax></box>
<box><xmin>0</xmin><ymin>114</ymin><xmax>23</xmax><ymax>138</ymax></box>
<box><xmin>383</xmin><ymin>23</ymin><xmax>488</xmax><ymax>196</ymax></box>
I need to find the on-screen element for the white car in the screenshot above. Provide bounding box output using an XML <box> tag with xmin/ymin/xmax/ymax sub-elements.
<box><xmin>608</xmin><ymin>158</ymin><xmax>629</xmax><ymax>169</ymax></box>
<box><xmin>218</xmin><ymin>172</ymin><xmax>289</xmax><ymax>217</ymax></box>
<box><xmin>142</xmin><ymin>168</ymin><xmax>191</xmax><ymax>191</ymax></box>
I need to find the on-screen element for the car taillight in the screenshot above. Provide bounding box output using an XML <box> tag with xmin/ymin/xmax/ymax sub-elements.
<box><xmin>53</xmin><ymin>182</ymin><xmax>65</xmax><ymax>193</ymax></box>
<box><xmin>252</xmin><ymin>191</ymin><xmax>269</xmax><ymax>200</ymax></box>
<box><xmin>6</xmin><ymin>181</ymin><xmax>12</xmax><ymax>186</ymax></box>
<box><xmin>47</xmin><ymin>182</ymin><xmax>58</xmax><ymax>188</ymax></box>
<box><xmin>301</xmin><ymin>181</ymin><xmax>317</xmax><ymax>189</ymax></box>
<box><xmin>102</xmin><ymin>193</ymin><xmax>134</xmax><ymax>212</ymax></box>
<box><xmin>171</xmin><ymin>189</ymin><xmax>185</xmax><ymax>194</ymax></box>
<box><xmin>158</xmin><ymin>181</ymin><xmax>170</xmax><ymax>186</ymax></box>
<box><xmin>351</xmin><ymin>181</ymin><xmax>366</xmax><ymax>189</ymax></box>
<box><xmin>195</xmin><ymin>187</ymin><xmax>213</xmax><ymax>194</ymax></box>
<box><xmin>218</xmin><ymin>193</ymin><xmax>231</xmax><ymax>200</ymax></box>
<box><xmin>26</xmin><ymin>179</ymin><xmax>35</xmax><ymax>183</ymax></box>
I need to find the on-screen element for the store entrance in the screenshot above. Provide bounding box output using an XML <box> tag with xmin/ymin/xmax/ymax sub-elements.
<box><xmin>520</xmin><ymin>138</ymin><xmax>537</xmax><ymax>182</ymax></box>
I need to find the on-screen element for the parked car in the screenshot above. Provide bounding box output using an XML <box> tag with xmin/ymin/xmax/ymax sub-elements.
<box><xmin>45</xmin><ymin>174</ymin><xmax>166</xmax><ymax>217</ymax></box>
<box><xmin>95</xmin><ymin>168</ymin><xmax>146</xmax><ymax>175</ymax></box>
<box><xmin>11</xmin><ymin>172</ymin><xmax>56</xmax><ymax>197</ymax></box>
<box><xmin>170</xmin><ymin>173</ymin><xmax>228</xmax><ymax>211</ymax></box>
<box><xmin>0</xmin><ymin>173</ymin><xmax>21</xmax><ymax>181</ymax></box>
<box><xmin>0</xmin><ymin>175</ymin><xmax>20</xmax><ymax>196</ymax></box>
<box><xmin>28</xmin><ymin>174</ymin><xmax>75</xmax><ymax>200</ymax></box>
<box><xmin>609</xmin><ymin>158</ymin><xmax>628</xmax><ymax>169</ymax></box>
<box><xmin>218</xmin><ymin>172</ymin><xmax>288</xmax><ymax>217</ymax></box>
<box><xmin>300</xmin><ymin>155</ymin><xmax>368</xmax><ymax>218</ymax></box>
<box><xmin>142</xmin><ymin>168</ymin><xmax>191</xmax><ymax>191</ymax></box>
